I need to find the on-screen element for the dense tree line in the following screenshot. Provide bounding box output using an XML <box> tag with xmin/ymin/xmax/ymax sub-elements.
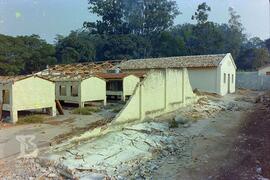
<box><xmin>0</xmin><ymin>1</ymin><xmax>269</xmax><ymax>75</ymax></box>
<box><xmin>0</xmin><ymin>34</ymin><xmax>56</xmax><ymax>75</ymax></box>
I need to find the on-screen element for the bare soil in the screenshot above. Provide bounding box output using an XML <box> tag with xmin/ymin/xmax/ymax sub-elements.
<box><xmin>215</xmin><ymin>93</ymin><xmax>270</xmax><ymax>180</ymax></box>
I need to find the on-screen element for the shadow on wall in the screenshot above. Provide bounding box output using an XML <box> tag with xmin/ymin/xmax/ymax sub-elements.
<box><xmin>113</xmin><ymin>68</ymin><xmax>197</xmax><ymax>124</ymax></box>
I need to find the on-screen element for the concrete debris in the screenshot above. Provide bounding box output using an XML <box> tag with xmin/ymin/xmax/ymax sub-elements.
<box><xmin>174</xmin><ymin>115</ymin><xmax>189</xmax><ymax>125</ymax></box>
<box><xmin>42</xmin><ymin>121</ymin><xmax>191</xmax><ymax>179</ymax></box>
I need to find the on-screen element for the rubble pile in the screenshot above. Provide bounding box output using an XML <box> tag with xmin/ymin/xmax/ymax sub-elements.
<box><xmin>182</xmin><ymin>96</ymin><xmax>226</xmax><ymax>120</ymax></box>
<box><xmin>43</xmin><ymin>122</ymin><xmax>192</xmax><ymax>179</ymax></box>
<box><xmin>0</xmin><ymin>158</ymin><xmax>63</xmax><ymax>179</ymax></box>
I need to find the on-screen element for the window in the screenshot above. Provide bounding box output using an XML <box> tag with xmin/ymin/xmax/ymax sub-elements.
<box><xmin>2</xmin><ymin>90</ymin><xmax>10</xmax><ymax>104</ymax></box>
<box><xmin>71</xmin><ymin>85</ymin><xmax>78</xmax><ymax>97</ymax></box>
<box><xmin>106</xmin><ymin>80</ymin><xmax>123</xmax><ymax>91</ymax></box>
<box><xmin>59</xmin><ymin>86</ymin><xmax>66</xmax><ymax>96</ymax></box>
<box><xmin>224</xmin><ymin>73</ymin><xmax>226</xmax><ymax>83</ymax></box>
<box><xmin>232</xmin><ymin>74</ymin><xmax>234</xmax><ymax>84</ymax></box>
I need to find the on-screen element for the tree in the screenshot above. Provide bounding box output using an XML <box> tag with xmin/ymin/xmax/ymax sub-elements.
<box><xmin>228</xmin><ymin>7</ymin><xmax>243</xmax><ymax>32</ymax></box>
<box><xmin>0</xmin><ymin>34</ymin><xmax>56</xmax><ymax>75</ymax></box>
<box><xmin>96</xmin><ymin>34</ymin><xmax>151</xmax><ymax>60</ymax></box>
<box><xmin>151</xmin><ymin>31</ymin><xmax>185</xmax><ymax>57</ymax></box>
<box><xmin>55</xmin><ymin>30</ymin><xmax>97</xmax><ymax>63</ymax></box>
<box><xmin>84</xmin><ymin>0</ymin><xmax>180</xmax><ymax>36</ymax></box>
<box><xmin>265</xmin><ymin>38</ymin><xmax>270</xmax><ymax>52</ymax></box>
<box><xmin>237</xmin><ymin>48</ymin><xmax>270</xmax><ymax>70</ymax></box>
<box><xmin>84</xmin><ymin>0</ymin><xmax>125</xmax><ymax>35</ymax></box>
<box><xmin>192</xmin><ymin>2</ymin><xmax>211</xmax><ymax>24</ymax></box>
<box><xmin>225</xmin><ymin>7</ymin><xmax>245</xmax><ymax>59</ymax></box>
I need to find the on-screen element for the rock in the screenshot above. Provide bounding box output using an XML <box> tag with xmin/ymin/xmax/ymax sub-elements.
<box><xmin>256</xmin><ymin>165</ymin><xmax>262</xmax><ymax>174</ymax></box>
<box><xmin>193</xmin><ymin>88</ymin><xmax>202</xmax><ymax>96</ymax></box>
<box><xmin>226</xmin><ymin>102</ymin><xmax>240</xmax><ymax>111</ymax></box>
<box><xmin>174</xmin><ymin>115</ymin><xmax>189</xmax><ymax>125</ymax></box>
<box><xmin>47</xmin><ymin>173</ymin><xmax>58</xmax><ymax>178</ymax></box>
<box><xmin>183</xmin><ymin>123</ymin><xmax>191</xmax><ymax>128</ymax></box>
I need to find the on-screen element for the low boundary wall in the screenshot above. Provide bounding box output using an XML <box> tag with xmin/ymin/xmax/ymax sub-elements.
<box><xmin>236</xmin><ymin>72</ymin><xmax>270</xmax><ymax>90</ymax></box>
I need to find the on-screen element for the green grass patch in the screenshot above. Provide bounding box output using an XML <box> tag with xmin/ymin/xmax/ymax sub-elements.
<box><xmin>72</xmin><ymin>107</ymin><xmax>100</xmax><ymax>115</ymax></box>
<box><xmin>18</xmin><ymin>115</ymin><xmax>46</xmax><ymax>125</ymax></box>
<box><xmin>168</xmin><ymin>119</ymin><xmax>179</xmax><ymax>128</ymax></box>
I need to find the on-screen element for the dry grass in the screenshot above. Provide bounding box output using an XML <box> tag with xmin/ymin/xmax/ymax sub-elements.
<box><xmin>17</xmin><ymin>115</ymin><xmax>46</xmax><ymax>125</ymax></box>
<box><xmin>72</xmin><ymin>107</ymin><xmax>101</xmax><ymax>115</ymax></box>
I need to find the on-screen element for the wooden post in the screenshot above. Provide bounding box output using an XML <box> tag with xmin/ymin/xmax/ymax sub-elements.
<box><xmin>0</xmin><ymin>90</ymin><xmax>4</xmax><ymax>122</ymax></box>
<box><xmin>0</xmin><ymin>101</ymin><xmax>3</xmax><ymax>122</ymax></box>
<box><xmin>55</xmin><ymin>100</ymin><xmax>64</xmax><ymax>115</ymax></box>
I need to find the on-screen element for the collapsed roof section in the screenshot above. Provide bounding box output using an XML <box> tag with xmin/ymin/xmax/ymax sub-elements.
<box><xmin>39</xmin><ymin>61</ymin><xmax>122</xmax><ymax>75</ymax></box>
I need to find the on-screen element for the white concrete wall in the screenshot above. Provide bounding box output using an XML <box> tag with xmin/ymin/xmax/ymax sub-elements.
<box><xmin>218</xmin><ymin>54</ymin><xmax>236</xmax><ymax>96</ymax></box>
<box><xmin>12</xmin><ymin>77</ymin><xmax>55</xmax><ymax>111</ymax></box>
<box><xmin>123</xmin><ymin>75</ymin><xmax>140</xmax><ymax>97</ymax></box>
<box><xmin>258</xmin><ymin>66</ymin><xmax>270</xmax><ymax>76</ymax></box>
<box><xmin>9</xmin><ymin>76</ymin><xmax>56</xmax><ymax>123</ymax></box>
<box><xmin>81</xmin><ymin>77</ymin><xmax>106</xmax><ymax>105</ymax></box>
<box><xmin>187</xmin><ymin>68</ymin><xmax>217</xmax><ymax>94</ymax></box>
<box><xmin>114</xmin><ymin>68</ymin><xmax>197</xmax><ymax>123</ymax></box>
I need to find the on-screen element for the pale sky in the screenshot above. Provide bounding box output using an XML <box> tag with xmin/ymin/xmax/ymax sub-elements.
<box><xmin>0</xmin><ymin>0</ymin><xmax>269</xmax><ymax>43</ymax></box>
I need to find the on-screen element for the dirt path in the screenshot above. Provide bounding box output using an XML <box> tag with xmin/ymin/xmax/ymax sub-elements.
<box><xmin>215</xmin><ymin>93</ymin><xmax>270</xmax><ymax>180</ymax></box>
<box><xmin>152</xmin><ymin>111</ymin><xmax>248</xmax><ymax>180</ymax></box>
<box><xmin>152</xmin><ymin>91</ymin><xmax>262</xmax><ymax>180</ymax></box>
<box><xmin>0</xmin><ymin>109</ymin><xmax>114</xmax><ymax>160</ymax></box>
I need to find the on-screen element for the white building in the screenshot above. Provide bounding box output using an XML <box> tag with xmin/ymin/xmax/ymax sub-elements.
<box><xmin>0</xmin><ymin>75</ymin><xmax>56</xmax><ymax>123</ymax></box>
<box><xmin>96</xmin><ymin>73</ymin><xmax>145</xmax><ymax>101</ymax></box>
<box><xmin>258</xmin><ymin>65</ymin><xmax>270</xmax><ymax>76</ymax></box>
<box><xmin>40</xmin><ymin>74</ymin><xmax>107</xmax><ymax>107</ymax></box>
<box><xmin>119</xmin><ymin>53</ymin><xmax>236</xmax><ymax>96</ymax></box>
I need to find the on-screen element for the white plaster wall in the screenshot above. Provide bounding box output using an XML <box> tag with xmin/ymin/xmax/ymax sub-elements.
<box><xmin>219</xmin><ymin>55</ymin><xmax>236</xmax><ymax>96</ymax></box>
<box><xmin>188</xmin><ymin>68</ymin><xmax>217</xmax><ymax>94</ymax></box>
<box><xmin>81</xmin><ymin>77</ymin><xmax>106</xmax><ymax>102</ymax></box>
<box><xmin>114</xmin><ymin>69</ymin><xmax>196</xmax><ymax>124</ymax></box>
<box><xmin>166</xmin><ymin>69</ymin><xmax>183</xmax><ymax>105</ymax></box>
<box><xmin>12</xmin><ymin>77</ymin><xmax>55</xmax><ymax>111</ymax></box>
<box><xmin>142</xmin><ymin>71</ymin><xmax>166</xmax><ymax>114</ymax></box>
<box><xmin>258</xmin><ymin>66</ymin><xmax>270</xmax><ymax>76</ymax></box>
<box><xmin>123</xmin><ymin>75</ymin><xmax>140</xmax><ymax>97</ymax></box>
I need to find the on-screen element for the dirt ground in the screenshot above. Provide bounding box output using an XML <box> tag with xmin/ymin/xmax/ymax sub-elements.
<box><xmin>0</xmin><ymin>104</ymin><xmax>119</xmax><ymax>160</ymax></box>
<box><xmin>0</xmin><ymin>89</ymin><xmax>269</xmax><ymax>180</ymax></box>
<box><xmin>215</xmin><ymin>92</ymin><xmax>270</xmax><ymax>180</ymax></box>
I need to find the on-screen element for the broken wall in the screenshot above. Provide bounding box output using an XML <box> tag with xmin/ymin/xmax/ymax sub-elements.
<box><xmin>114</xmin><ymin>68</ymin><xmax>196</xmax><ymax>123</ymax></box>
